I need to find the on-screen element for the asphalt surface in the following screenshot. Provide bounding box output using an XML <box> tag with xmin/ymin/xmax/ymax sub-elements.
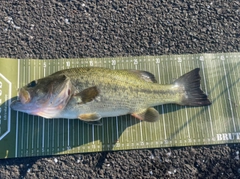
<box><xmin>0</xmin><ymin>0</ymin><xmax>240</xmax><ymax>178</ymax></box>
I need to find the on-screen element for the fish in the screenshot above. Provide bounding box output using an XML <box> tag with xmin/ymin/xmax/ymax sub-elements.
<box><xmin>11</xmin><ymin>67</ymin><xmax>211</xmax><ymax>125</ymax></box>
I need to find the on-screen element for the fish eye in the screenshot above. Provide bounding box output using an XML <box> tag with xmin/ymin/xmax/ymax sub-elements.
<box><xmin>27</xmin><ymin>80</ymin><xmax>37</xmax><ymax>87</ymax></box>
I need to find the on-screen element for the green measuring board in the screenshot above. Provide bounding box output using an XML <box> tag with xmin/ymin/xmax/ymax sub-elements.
<box><xmin>0</xmin><ymin>53</ymin><xmax>239</xmax><ymax>158</ymax></box>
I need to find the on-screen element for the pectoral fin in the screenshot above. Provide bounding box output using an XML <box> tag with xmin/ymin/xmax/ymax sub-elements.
<box><xmin>78</xmin><ymin>113</ymin><xmax>101</xmax><ymax>121</ymax></box>
<box><xmin>75</xmin><ymin>86</ymin><xmax>99</xmax><ymax>104</ymax></box>
<box><xmin>131</xmin><ymin>107</ymin><xmax>160</xmax><ymax>122</ymax></box>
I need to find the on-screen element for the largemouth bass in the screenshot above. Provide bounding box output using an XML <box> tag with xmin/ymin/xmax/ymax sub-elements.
<box><xmin>11</xmin><ymin>67</ymin><xmax>211</xmax><ymax>124</ymax></box>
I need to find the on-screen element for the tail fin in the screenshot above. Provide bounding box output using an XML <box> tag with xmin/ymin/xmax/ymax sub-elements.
<box><xmin>174</xmin><ymin>68</ymin><xmax>211</xmax><ymax>106</ymax></box>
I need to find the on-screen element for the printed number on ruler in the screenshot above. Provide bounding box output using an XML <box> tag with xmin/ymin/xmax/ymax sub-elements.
<box><xmin>112</xmin><ymin>60</ymin><xmax>116</xmax><ymax>66</ymax></box>
<box><xmin>66</xmin><ymin>61</ymin><xmax>70</xmax><ymax>67</ymax></box>
<box><xmin>134</xmin><ymin>59</ymin><xmax>138</xmax><ymax>65</ymax></box>
<box><xmin>177</xmin><ymin>57</ymin><xmax>182</xmax><ymax>63</ymax></box>
<box><xmin>89</xmin><ymin>61</ymin><xmax>93</xmax><ymax>66</ymax></box>
<box><xmin>199</xmin><ymin>56</ymin><xmax>204</xmax><ymax>61</ymax></box>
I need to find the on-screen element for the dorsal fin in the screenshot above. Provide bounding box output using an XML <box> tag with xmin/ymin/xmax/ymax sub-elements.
<box><xmin>129</xmin><ymin>70</ymin><xmax>157</xmax><ymax>83</ymax></box>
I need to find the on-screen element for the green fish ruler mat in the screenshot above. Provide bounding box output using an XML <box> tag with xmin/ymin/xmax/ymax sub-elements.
<box><xmin>0</xmin><ymin>52</ymin><xmax>239</xmax><ymax>159</ymax></box>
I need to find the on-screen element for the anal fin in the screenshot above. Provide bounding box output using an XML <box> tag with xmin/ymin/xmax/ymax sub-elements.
<box><xmin>131</xmin><ymin>107</ymin><xmax>160</xmax><ymax>122</ymax></box>
<box><xmin>78</xmin><ymin>113</ymin><xmax>101</xmax><ymax>121</ymax></box>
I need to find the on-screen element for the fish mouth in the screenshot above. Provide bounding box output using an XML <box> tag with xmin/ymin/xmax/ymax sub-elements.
<box><xmin>10</xmin><ymin>88</ymin><xmax>32</xmax><ymax>112</ymax></box>
<box><xmin>10</xmin><ymin>99</ymin><xmax>40</xmax><ymax>115</ymax></box>
<box><xmin>18</xmin><ymin>88</ymin><xmax>31</xmax><ymax>104</ymax></box>
<box><xmin>10</xmin><ymin>100</ymin><xmax>22</xmax><ymax>111</ymax></box>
